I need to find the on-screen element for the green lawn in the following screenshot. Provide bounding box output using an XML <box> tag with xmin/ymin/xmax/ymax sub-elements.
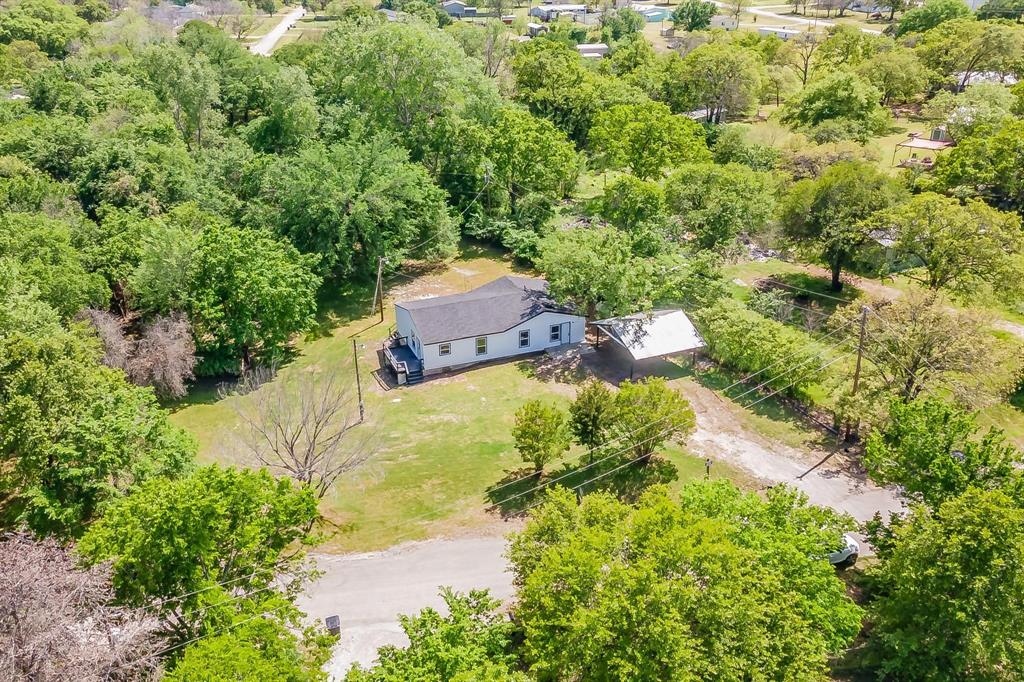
<box><xmin>170</xmin><ymin>244</ymin><xmax>754</xmax><ymax>552</ymax></box>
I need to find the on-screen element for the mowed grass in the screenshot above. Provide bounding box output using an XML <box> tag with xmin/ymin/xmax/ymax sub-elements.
<box><xmin>169</xmin><ymin>243</ymin><xmax>749</xmax><ymax>552</ymax></box>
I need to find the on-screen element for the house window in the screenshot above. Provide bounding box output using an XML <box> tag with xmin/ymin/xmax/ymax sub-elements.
<box><xmin>475</xmin><ymin>336</ymin><xmax>488</xmax><ymax>355</ymax></box>
<box><xmin>439</xmin><ymin>343</ymin><xmax>451</xmax><ymax>356</ymax></box>
<box><xmin>549</xmin><ymin>324</ymin><xmax>561</xmax><ymax>343</ymax></box>
<box><xmin>519</xmin><ymin>329</ymin><xmax>530</xmax><ymax>348</ymax></box>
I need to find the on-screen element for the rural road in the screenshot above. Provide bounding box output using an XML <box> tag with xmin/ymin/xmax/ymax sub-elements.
<box><xmin>249</xmin><ymin>6</ymin><xmax>305</xmax><ymax>56</ymax></box>
<box><xmin>710</xmin><ymin>1</ymin><xmax>883</xmax><ymax>34</ymax></box>
<box><xmin>298</xmin><ymin>536</ymin><xmax>515</xmax><ymax>679</ymax></box>
<box><xmin>301</xmin><ymin>383</ymin><xmax>903</xmax><ymax>677</ymax></box>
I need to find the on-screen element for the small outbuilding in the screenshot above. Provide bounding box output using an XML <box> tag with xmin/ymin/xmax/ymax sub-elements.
<box><xmin>593</xmin><ymin>309</ymin><xmax>705</xmax><ymax>378</ymax></box>
<box><xmin>576</xmin><ymin>42</ymin><xmax>610</xmax><ymax>58</ymax></box>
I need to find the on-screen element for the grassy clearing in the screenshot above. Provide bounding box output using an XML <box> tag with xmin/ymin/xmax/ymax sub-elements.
<box><xmin>170</xmin><ymin>243</ymin><xmax>764</xmax><ymax>552</ymax></box>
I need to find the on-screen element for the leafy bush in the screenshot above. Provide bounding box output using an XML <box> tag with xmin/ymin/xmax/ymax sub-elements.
<box><xmin>693</xmin><ymin>299</ymin><xmax>826</xmax><ymax>399</ymax></box>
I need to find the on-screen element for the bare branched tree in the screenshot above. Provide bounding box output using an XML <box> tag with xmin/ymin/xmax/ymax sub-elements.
<box><xmin>77</xmin><ymin>308</ymin><xmax>131</xmax><ymax>371</ymax></box>
<box><xmin>0</xmin><ymin>533</ymin><xmax>162</xmax><ymax>681</ymax></box>
<box><xmin>226</xmin><ymin>367</ymin><xmax>375</xmax><ymax>500</ymax></box>
<box><xmin>129</xmin><ymin>313</ymin><xmax>197</xmax><ymax>400</ymax></box>
<box><xmin>80</xmin><ymin>310</ymin><xmax>197</xmax><ymax>399</ymax></box>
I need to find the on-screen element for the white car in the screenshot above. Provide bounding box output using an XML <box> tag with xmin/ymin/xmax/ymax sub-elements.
<box><xmin>828</xmin><ymin>534</ymin><xmax>860</xmax><ymax>567</ymax></box>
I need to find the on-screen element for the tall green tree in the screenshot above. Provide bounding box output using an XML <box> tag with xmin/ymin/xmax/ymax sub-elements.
<box><xmin>856</xmin><ymin>48</ymin><xmax>931</xmax><ymax>106</ymax></box>
<box><xmin>0</xmin><ymin>212</ymin><xmax>108</xmax><ymax>319</ymax></box>
<box><xmin>77</xmin><ymin>465</ymin><xmax>319</xmax><ymax>644</ymax></box>
<box><xmin>258</xmin><ymin>138</ymin><xmax>456</xmax><ymax>280</ymax></box>
<box><xmin>664</xmin><ymin>162</ymin><xmax>777</xmax><ymax>250</ymax></box>
<box><xmin>537</xmin><ymin>227</ymin><xmax>654</xmax><ymax>319</ymax></box>
<box><xmin>485</xmin><ymin>107</ymin><xmax>580</xmax><ymax>212</ymax></box>
<box><xmin>929</xmin><ymin>118</ymin><xmax>1024</xmax><ymax>211</ymax></box>
<box><xmin>185</xmin><ymin>224</ymin><xmax>320</xmax><ymax>375</ymax></box>
<box><xmin>780</xmin><ymin>70</ymin><xmax>889</xmax><ymax>141</ymax></box>
<box><xmin>0</xmin><ymin>0</ymin><xmax>90</xmax><ymax>57</ymax></box>
<box><xmin>508</xmin><ymin>483</ymin><xmax>862</xmax><ymax>681</ymax></box>
<box><xmin>513</xmin><ymin>400</ymin><xmax>571</xmax><ymax>477</ymax></box>
<box><xmin>589</xmin><ymin>102</ymin><xmax>709</xmax><ymax>180</ymax></box>
<box><xmin>609</xmin><ymin>377</ymin><xmax>695</xmax><ymax>464</ymax></box>
<box><xmin>312</xmin><ymin>20</ymin><xmax>501</xmax><ymax>171</ymax></box>
<box><xmin>662</xmin><ymin>42</ymin><xmax>764</xmax><ymax>121</ymax></box>
<box><xmin>569</xmin><ymin>379</ymin><xmax>615</xmax><ymax>454</ymax></box>
<box><xmin>915</xmin><ymin>18</ymin><xmax>1024</xmax><ymax>92</ymax></box>
<box><xmin>780</xmin><ymin>160</ymin><xmax>906</xmax><ymax>290</ymax></box>
<box><xmin>599</xmin><ymin>175</ymin><xmax>666</xmax><ymax>240</ymax></box>
<box><xmin>869</xmin><ymin>488</ymin><xmax>1024</xmax><ymax>680</ymax></box>
<box><xmin>671</xmin><ymin>0</ymin><xmax>717</xmax><ymax>31</ymax></box>
<box><xmin>895</xmin><ymin>0</ymin><xmax>971</xmax><ymax>36</ymax></box>
<box><xmin>0</xmin><ymin>329</ymin><xmax>195</xmax><ymax>538</ymax></box>
<box><xmin>863</xmin><ymin>192</ymin><xmax>1024</xmax><ymax>300</ymax></box>
<box><xmin>865</xmin><ymin>397</ymin><xmax>1023</xmax><ymax>509</ymax></box>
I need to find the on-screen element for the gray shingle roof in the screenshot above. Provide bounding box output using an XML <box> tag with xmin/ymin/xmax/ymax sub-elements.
<box><xmin>397</xmin><ymin>276</ymin><xmax>571</xmax><ymax>344</ymax></box>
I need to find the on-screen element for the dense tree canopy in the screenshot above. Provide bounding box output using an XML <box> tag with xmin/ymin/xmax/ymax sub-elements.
<box><xmin>0</xmin><ymin>328</ymin><xmax>195</xmax><ymax>538</ymax></box>
<box><xmin>256</xmin><ymin>137</ymin><xmax>457</xmax><ymax>279</ymax></box>
<box><xmin>78</xmin><ymin>465</ymin><xmax>319</xmax><ymax>642</ymax></box>
<box><xmin>664</xmin><ymin>162</ymin><xmax>777</xmax><ymax>249</ymax></box>
<box><xmin>590</xmin><ymin>102</ymin><xmax>709</xmax><ymax>180</ymax></box>
<box><xmin>865</xmin><ymin>397</ymin><xmax>1022</xmax><ymax>508</ymax></box>
<box><xmin>185</xmin><ymin>224</ymin><xmax>320</xmax><ymax>374</ymax></box>
<box><xmin>508</xmin><ymin>483</ymin><xmax>862</xmax><ymax>681</ymax></box>
<box><xmin>863</xmin><ymin>192</ymin><xmax>1024</xmax><ymax>299</ymax></box>
<box><xmin>869</xmin><ymin>488</ymin><xmax>1024</xmax><ymax>680</ymax></box>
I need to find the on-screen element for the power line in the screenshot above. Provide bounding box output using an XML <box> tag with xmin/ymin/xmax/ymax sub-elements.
<box><xmin>517</xmin><ymin>349</ymin><xmax>857</xmax><ymax>514</ymax></box>
<box><xmin>149</xmin><ymin>602</ymin><xmax>295</xmax><ymax>660</ymax></box>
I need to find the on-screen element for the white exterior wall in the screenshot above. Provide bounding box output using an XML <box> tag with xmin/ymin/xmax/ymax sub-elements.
<box><xmin>420</xmin><ymin>311</ymin><xmax>585</xmax><ymax>374</ymax></box>
<box><xmin>394</xmin><ymin>306</ymin><xmax>423</xmax><ymax>359</ymax></box>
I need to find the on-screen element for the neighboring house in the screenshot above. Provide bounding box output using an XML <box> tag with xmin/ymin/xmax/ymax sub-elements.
<box><xmin>757</xmin><ymin>26</ymin><xmax>802</xmax><ymax>40</ymax></box>
<box><xmin>442</xmin><ymin>0</ymin><xmax>478</xmax><ymax>17</ymax></box>
<box><xmin>710</xmin><ymin>15</ymin><xmax>738</xmax><ymax>30</ymax></box>
<box><xmin>527</xmin><ymin>21</ymin><xmax>548</xmax><ymax>36</ymax></box>
<box><xmin>576</xmin><ymin>42</ymin><xmax>610</xmax><ymax>58</ymax></box>
<box><xmin>529</xmin><ymin>4</ymin><xmax>588</xmax><ymax>20</ymax></box>
<box><xmin>386</xmin><ymin>276</ymin><xmax>585</xmax><ymax>383</ymax></box>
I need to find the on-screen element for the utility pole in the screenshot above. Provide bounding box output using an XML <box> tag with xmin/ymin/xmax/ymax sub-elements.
<box><xmin>352</xmin><ymin>338</ymin><xmax>365</xmax><ymax>423</ymax></box>
<box><xmin>851</xmin><ymin>305</ymin><xmax>869</xmax><ymax>397</ymax></box>
<box><xmin>844</xmin><ymin>305</ymin><xmax>870</xmax><ymax>441</ymax></box>
<box><xmin>371</xmin><ymin>256</ymin><xmax>385</xmax><ymax>323</ymax></box>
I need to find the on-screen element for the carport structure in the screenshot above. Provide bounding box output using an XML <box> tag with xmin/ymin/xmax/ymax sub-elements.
<box><xmin>592</xmin><ymin>309</ymin><xmax>705</xmax><ymax>379</ymax></box>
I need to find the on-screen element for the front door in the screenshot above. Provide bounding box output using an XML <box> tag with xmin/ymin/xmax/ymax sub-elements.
<box><xmin>560</xmin><ymin>321</ymin><xmax>571</xmax><ymax>345</ymax></box>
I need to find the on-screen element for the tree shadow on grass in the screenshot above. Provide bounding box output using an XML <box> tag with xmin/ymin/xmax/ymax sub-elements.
<box><xmin>757</xmin><ymin>271</ymin><xmax>864</xmax><ymax>316</ymax></box>
<box><xmin>515</xmin><ymin>353</ymin><xmax>590</xmax><ymax>385</ymax></box>
<box><xmin>485</xmin><ymin>455</ymin><xmax>679</xmax><ymax>519</ymax></box>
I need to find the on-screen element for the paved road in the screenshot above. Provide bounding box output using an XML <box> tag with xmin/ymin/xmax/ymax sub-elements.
<box><xmin>249</xmin><ymin>7</ymin><xmax>305</xmax><ymax>56</ymax></box>
<box><xmin>298</xmin><ymin>536</ymin><xmax>515</xmax><ymax>678</ymax></box>
<box><xmin>710</xmin><ymin>1</ymin><xmax>883</xmax><ymax>34</ymax></box>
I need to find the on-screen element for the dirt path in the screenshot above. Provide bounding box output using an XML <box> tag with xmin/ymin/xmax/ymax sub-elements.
<box><xmin>680</xmin><ymin>381</ymin><xmax>905</xmax><ymax>523</ymax></box>
<box><xmin>746</xmin><ymin>263</ymin><xmax>1024</xmax><ymax>342</ymax></box>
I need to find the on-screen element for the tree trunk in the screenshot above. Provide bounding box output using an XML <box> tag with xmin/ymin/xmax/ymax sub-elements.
<box><xmin>830</xmin><ymin>259</ymin><xmax>843</xmax><ymax>291</ymax></box>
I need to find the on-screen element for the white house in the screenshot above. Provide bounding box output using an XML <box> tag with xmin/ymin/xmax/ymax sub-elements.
<box><xmin>710</xmin><ymin>15</ymin><xmax>738</xmax><ymax>30</ymax></box>
<box><xmin>757</xmin><ymin>26</ymin><xmax>803</xmax><ymax>40</ymax></box>
<box><xmin>386</xmin><ymin>276</ymin><xmax>585</xmax><ymax>383</ymax></box>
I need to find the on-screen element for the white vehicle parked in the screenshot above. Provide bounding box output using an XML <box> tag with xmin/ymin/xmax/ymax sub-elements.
<box><xmin>828</xmin><ymin>534</ymin><xmax>860</xmax><ymax>567</ymax></box>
